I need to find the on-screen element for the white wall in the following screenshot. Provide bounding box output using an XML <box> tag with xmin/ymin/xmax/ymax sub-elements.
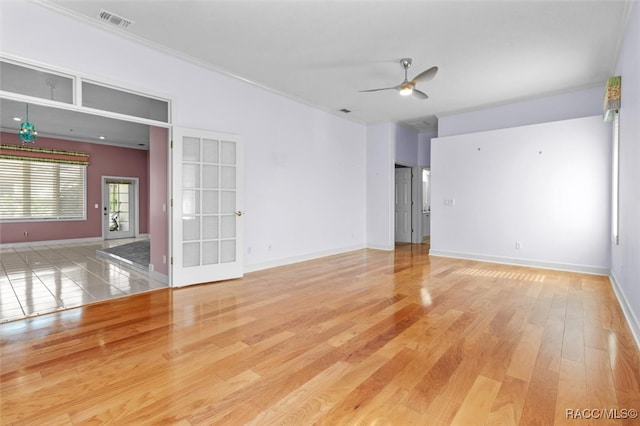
<box><xmin>0</xmin><ymin>1</ymin><xmax>367</xmax><ymax>271</ymax></box>
<box><xmin>611</xmin><ymin>2</ymin><xmax>640</xmax><ymax>345</ymax></box>
<box><xmin>366</xmin><ymin>123</ymin><xmax>394</xmax><ymax>250</ymax></box>
<box><xmin>438</xmin><ymin>87</ymin><xmax>603</xmax><ymax>137</ymax></box>
<box><xmin>418</xmin><ymin>131</ymin><xmax>437</xmax><ymax>167</ymax></box>
<box><xmin>395</xmin><ymin>124</ymin><xmax>419</xmax><ymax>165</ymax></box>
<box><xmin>431</xmin><ymin>116</ymin><xmax>610</xmax><ymax>274</ymax></box>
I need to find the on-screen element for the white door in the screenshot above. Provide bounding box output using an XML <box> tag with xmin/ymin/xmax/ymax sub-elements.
<box><xmin>103</xmin><ymin>178</ymin><xmax>136</xmax><ymax>240</ymax></box>
<box><xmin>395</xmin><ymin>167</ymin><xmax>412</xmax><ymax>243</ymax></box>
<box><xmin>171</xmin><ymin>127</ymin><xmax>244</xmax><ymax>287</ymax></box>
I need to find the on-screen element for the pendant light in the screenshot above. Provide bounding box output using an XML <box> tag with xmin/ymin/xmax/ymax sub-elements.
<box><xmin>18</xmin><ymin>104</ymin><xmax>38</xmax><ymax>144</ymax></box>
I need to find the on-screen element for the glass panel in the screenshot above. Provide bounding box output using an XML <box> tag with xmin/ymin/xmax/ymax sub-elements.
<box><xmin>221</xmin><ymin>166</ymin><xmax>236</xmax><ymax>189</ymax></box>
<box><xmin>203</xmin><ymin>139</ymin><xmax>219</xmax><ymax>163</ymax></box>
<box><xmin>182</xmin><ymin>164</ymin><xmax>200</xmax><ymax>189</ymax></box>
<box><xmin>221</xmin><ymin>191</ymin><xmax>236</xmax><ymax>214</ymax></box>
<box><xmin>202</xmin><ymin>165</ymin><xmax>219</xmax><ymax>189</ymax></box>
<box><xmin>202</xmin><ymin>190</ymin><xmax>219</xmax><ymax>214</ymax></box>
<box><xmin>183</xmin><ymin>242</ymin><xmax>200</xmax><ymax>267</ymax></box>
<box><xmin>119</xmin><ymin>211</ymin><xmax>130</xmax><ymax>232</ymax></box>
<box><xmin>183</xmin><ymin>137</ymin><xmax>200</xmax><ymax>162</ymax></box>
<box><xmin>221</xmin><ymin>141</ymin><xmax>236</xmax><ymax>165</ymax></box>
<box><xmin>183</xmin><ymin>217</ymin><xmax>200</xmax><ymax>241</ymax></box>
<box><xmin>108</xmin><ymin>183</ymin><xmax>131</xmax><ymax>232</ymax></box>
<box><xmin>220</xmin><ymin>240</ymin><xmax>236</xmax><ymax>263</ymax></box>
<box><xmin>203</xmin><ymin>241</ymin><xmax>219</xmax><ymax>265</ymax></box>
<box><xmin>221</xmin><ymin>215</ymin><xmax>235</xmax><ymax>238</ymax></box>
<box><xmin>82</xmin><ymin>81</ymin><xmax>169</xmax><ymax>122</ymax></box>
<box><xmin>0</xmin><ymin>60</ymin><xmax>74</xmax><ymax>104</ymax></box>
<box><xmin>182</xmin><ymin>190</ymin><xmax>200</xmax><ymax>215</ymax></box>
<box><xmin>203</xmin><ymin>216</ymin><xmax>219</xmax><ymax>239</ymax></box>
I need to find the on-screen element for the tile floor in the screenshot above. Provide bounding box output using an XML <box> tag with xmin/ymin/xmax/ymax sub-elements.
<box><xmin>0</xmin><ymin>239</ymin><xmax>167</xmax><ymax>323</ymax></box>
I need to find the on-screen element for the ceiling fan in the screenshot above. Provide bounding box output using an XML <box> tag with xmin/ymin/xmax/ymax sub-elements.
<box><xmin>360</xmin><ymin>58</ymin><xmax>438</xmax><ymax>100</ymax></box>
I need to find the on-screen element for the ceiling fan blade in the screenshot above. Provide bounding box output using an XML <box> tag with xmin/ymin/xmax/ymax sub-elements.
<box><xmin>359</xmin><ymin>85</ymin><xmax>400</xmax><ymax>93</ymax></box>
<box><xmin>412</xmin><ymin>89</ymin><xmax>429</xmax><ymax>100</ymax></box>
<box><xmin>411</xmin><ymin>66</ymin><xmax>438</xmax><ymax>84</ymax></box>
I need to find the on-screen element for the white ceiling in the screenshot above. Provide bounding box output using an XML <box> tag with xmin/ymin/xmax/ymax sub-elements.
<box><xmin>2</xmin><ymin>0</ymin><xmax>633</xmax><ymax>145</ymax></box>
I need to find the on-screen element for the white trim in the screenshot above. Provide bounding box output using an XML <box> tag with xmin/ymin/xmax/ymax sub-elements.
<box><xmin>609</xmin><ymin>271</ymin><xmax>640</xmax><ymax>350</ymax></box>
<box><xmin>428</xmin><ymin>249</ymin><xmax>610</xmax><ymax>276</ymax></box>
<box><xmin>0</xmin><ymin>236</ymin><xmax>103</xmax><ymax>249</ymax></box>
<box><xmin>366</xmin><ymin>243</ymin><xmax>394</xmax><ymax>251</ymax></box>
<box><xmin>244</xmin><ymin>244</ymin><xmax>366</xmax><ymax>273</ymax></box>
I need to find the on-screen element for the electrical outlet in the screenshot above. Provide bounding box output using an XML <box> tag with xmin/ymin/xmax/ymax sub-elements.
<box><xmin>515</xmin><ymin>242</ymin><xmax>522</xmax><ymax>249</ymax></box>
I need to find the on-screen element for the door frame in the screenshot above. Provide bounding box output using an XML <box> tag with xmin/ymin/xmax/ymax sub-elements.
<box><xmin>101</xmin><ymin>176</ymin><xmax>140</xmax><ymax>240</ymax></box>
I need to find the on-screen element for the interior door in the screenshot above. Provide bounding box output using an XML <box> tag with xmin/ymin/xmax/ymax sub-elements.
<box><xmin>171</xmin><ymin>127</ymin><xmax>244</xmax><ymax>287</ymax></box>
<box><xmin>395</xmin><ymin>167</ymin><xmax>412</xmax><ymax>243</ymax></box>
<box><xmin>104</xmin><ymin>178</ymin><xmax>135</xmax><ymax>240</ymax></box>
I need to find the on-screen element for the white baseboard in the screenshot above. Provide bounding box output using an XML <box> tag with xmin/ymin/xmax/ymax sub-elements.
<box><xmin>0</xmin><ymin>236</ymin><xmax>103</xmax><ymax>249</ymax></box>
<box><xmin>244</xmin><ymin>244</ymin><xmax>366</xmax><ymax>273</ymax></box>
<box><xmin>609</xmin><ymin>271</ymin><xmax>640</xmax><ymax>350</ymax></box>
<box><xmin>428</xmin><ymin>249</ymin><xmax>609</xmax><ymax>276</ymax></box>
<box><xmin>365</xmin><ymin>243</ymin><xmax>394</xmax><ymax>251</ymax></box>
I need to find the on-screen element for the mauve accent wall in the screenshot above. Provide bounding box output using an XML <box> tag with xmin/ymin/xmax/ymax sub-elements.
<box><xmin>148</xmin><ymin>127</ymin><xmax>169</xmax><ymax>276</ymax></box>
<box><xmin>0</xmin><ymin>132</ymin><xmax>149</xmax><ymax>244</ymax></box>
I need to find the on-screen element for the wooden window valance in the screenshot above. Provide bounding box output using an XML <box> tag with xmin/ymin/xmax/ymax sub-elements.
<box><xmin>0</xmin><ymin>144</ymin><xmax>90</xmax><ymax>166</ymax></box>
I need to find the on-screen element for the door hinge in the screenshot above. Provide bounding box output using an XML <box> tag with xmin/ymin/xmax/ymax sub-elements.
<box><xmin>170</xmin><ymin>257</ymin><xmax>173</xmax><ymax>265</ymax></box>
<box><xmin>170</xmin><ymin>140</ymin><xmax>174</xmax><ymax>148</ymax></box>
<box><xmin>170</xmin><ymin>199</ymin><xmax>173</xmax><ymax>207</ymax></box>
<box><xmin>412</xmin><ymin>228</ymin><xmax>414</xmax><ymax>233</ymax></box>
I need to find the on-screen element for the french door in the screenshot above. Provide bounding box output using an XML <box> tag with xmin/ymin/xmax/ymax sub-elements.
<box><xmin>103</xmin><ymin>177</ymin><xmax>137</xmax><ymax>240</ymax></box>
<box><xmin>171</xmin><ymin>127</ymin><xmax>244</xmax><ymax>287</ymax></box>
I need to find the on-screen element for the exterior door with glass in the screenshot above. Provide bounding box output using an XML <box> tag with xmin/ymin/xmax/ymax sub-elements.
<box><xmin>171</xmin><ymin>127</ymin><xmax>244</xmax><ymax>287</ymax></box>
<box><xmin>103</xmin><ymin>178</ymin><xmax>136</xmax><ymax>240</ymax></box>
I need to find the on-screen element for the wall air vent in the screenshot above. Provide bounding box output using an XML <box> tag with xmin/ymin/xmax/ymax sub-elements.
<box><xmin>98</xmin><ymin>9</ymin><xmax>134</xmax><ymax>30</ymax></box>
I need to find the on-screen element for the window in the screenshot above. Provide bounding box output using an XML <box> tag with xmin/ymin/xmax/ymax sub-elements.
<box><xmin>0</xmin><ymin>159</ymin><xmax>86</xmax><ymax>220</ymax></box>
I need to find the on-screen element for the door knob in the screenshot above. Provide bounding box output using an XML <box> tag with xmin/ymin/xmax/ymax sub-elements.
<box><xmin>235</xmin><ymin>211</ymin><xmax>243</xmax><ymax>216</ymax></box>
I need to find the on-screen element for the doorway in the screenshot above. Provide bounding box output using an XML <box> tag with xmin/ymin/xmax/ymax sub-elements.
<box><xmin>103</xmin><ymin>177</ymin><xmax>138</xmax><ymax>240</ymax></box>
<box><xmin>395</xmin><ymin>165</ymin><xmax>412</xmax><ymax>243</ymax></box>
<box><xmin>422</xmin><ymin>168</ymin><xmax>431</xmax><ymax>243</ymax></box>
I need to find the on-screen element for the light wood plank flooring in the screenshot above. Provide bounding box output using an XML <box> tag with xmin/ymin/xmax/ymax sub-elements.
<box><xmin>1</xmin><ymin>244</ymin><xmax>639</xmax><ymax>425</ymax></box>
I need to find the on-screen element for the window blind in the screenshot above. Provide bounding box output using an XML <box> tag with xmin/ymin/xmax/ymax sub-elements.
<box><xmin>0</xmin><ymin>158</ymin><xmax>86</xmax><ymax>220</ymax></box>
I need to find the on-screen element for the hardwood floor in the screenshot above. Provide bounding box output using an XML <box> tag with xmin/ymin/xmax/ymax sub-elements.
<box><xmin>1</xmin><ymin>244</ymin><xmax>639</xmax><ymax>425</ymax></box>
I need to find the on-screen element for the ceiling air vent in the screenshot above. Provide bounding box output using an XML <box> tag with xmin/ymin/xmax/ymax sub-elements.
<box><xmin>98</xmin><ymin>9</ymin><xmax>134</xmax><ymax>30</ymax></box>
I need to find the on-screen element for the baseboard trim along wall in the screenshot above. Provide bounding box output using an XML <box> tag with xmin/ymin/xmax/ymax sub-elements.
<box><xmin>609</xmin><ymin>271</ymin><xmax>640</xmax><ymax>350</ymax></box>
<box><xmin>244</xmin><ymin>244</ymin><xmax>366</xmax><ymax>273</ymax></box>
<box><xmin>0</xmin><ymin>236</ymin><xmax>104</xmax><ymax>249</ymax></box>
<box><xmin>428</xmin><ymin>249</ymin><xmax>610</xmax><ymax>276</ymax></box>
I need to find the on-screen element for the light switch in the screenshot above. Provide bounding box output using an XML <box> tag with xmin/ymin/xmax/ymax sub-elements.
<box><xmin>94</xmin><ymin>204</ymin><xmax>99</xmax><ymax>208</ymax></box>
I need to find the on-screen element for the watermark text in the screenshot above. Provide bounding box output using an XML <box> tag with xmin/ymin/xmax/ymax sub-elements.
<box><xmin>566</xmin><ymin>408</ymin><xmax>638</xmax><ymax>420</ymax></box>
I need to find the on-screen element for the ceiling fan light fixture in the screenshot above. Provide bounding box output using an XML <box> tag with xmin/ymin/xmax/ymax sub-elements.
<box><xmin>399</xmin><ymin>86</ymin><xmax>413</xmax><ymax>96</ymax></box>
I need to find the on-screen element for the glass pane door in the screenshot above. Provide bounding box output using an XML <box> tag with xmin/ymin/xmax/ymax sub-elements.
<box><xmin>172</xmin><ymin>127</ymin><xmax>243</xmax><ymax>287</ymax></box>
<box><xmin>104</xmin><ymin>179</ymin><xmax>135</xmax><ymax>240</ymax></box>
